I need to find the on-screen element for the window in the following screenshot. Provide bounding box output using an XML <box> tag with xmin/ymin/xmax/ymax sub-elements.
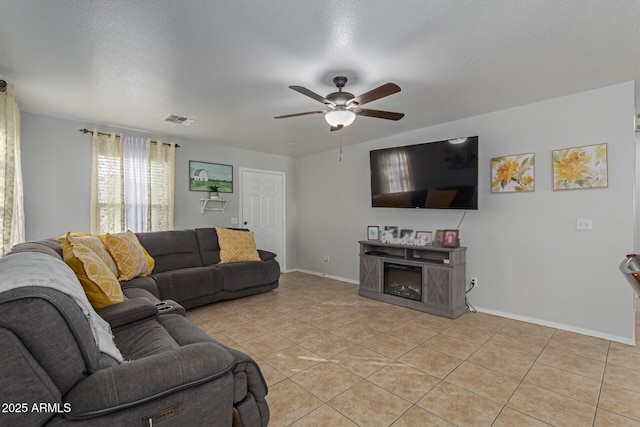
<box><xmin>90</xmin><ymin>131</ymin><xmax>175</xmax><ymax>234</ymax></box>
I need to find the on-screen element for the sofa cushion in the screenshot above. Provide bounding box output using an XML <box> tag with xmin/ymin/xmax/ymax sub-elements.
<box><xmin>152</xmin><ymin>266</ymin><xmax>223</xmax><ymax>307</ymax></box>
<box><xmin>114</xmin><ymin>318</ymin><xmax>179</xmax><ymax>359</ymax></box>
<box><xmin>103</xmin><ymin>231</ymin><xmax>154</xmax><ymax>281</ymax></box>
<box><xmin>215</xmin><ymin>227</ymin><xmax>261</xmax><ymax>263</ymax></box>
<box><xmin>195</xmin><ymin>227</ymin><xmax>221</xmax><ymax>265</ymax></box>
<box><xmin>136</xmin><ymin>230</ymin><xmax>203</xmax><ymax>273</ymax></box>
<box><xmin>61</xmin><ymin>234</ymin><xmax>124</xmax><ymax>308</ymax></box>
<box><xmin>218</xmin><ymin>259</ymin><xmax>280</xmax><ymax>292</ymax></box>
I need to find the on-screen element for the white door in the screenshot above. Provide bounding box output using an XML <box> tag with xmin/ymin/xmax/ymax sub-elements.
<box><xmin>240</xmin><ymin>169</ymin><xmax>285</xmax><ymax>270</ymax></box>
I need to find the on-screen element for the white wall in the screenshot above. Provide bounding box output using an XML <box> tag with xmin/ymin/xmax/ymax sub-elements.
<box><xmin>20</xmin><ymin>113</ymin><xmax>298</xmax><ymax>270</ymax></box>
<box><xmin>295</xmin><ymin>82</ymin><xmax>637</xmax><ymax>343</ymax></box>
<box><xmin>174</xmin><ymin>139</ymin><xmax>297</xmax><ymax>270</ymax></box>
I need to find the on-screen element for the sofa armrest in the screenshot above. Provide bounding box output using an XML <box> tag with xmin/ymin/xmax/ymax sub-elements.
<box><xmin>257</xmin><ymin>250</ymin><xmax>277</xmax><ymax>261</ymax></box>
<box><xmin>63</xmin><ymin>342</ymin><xmax>235</xmax><ymax>419</ymax></box>
<box><xmin>120</xmin><ymin>276</ymin><xmax>160</xmax><ymax>299</ymax></box>
<box><xmin>96</xmin><ymin>298</ymin><xmax>158</xmax><ymax>329</ymax></box>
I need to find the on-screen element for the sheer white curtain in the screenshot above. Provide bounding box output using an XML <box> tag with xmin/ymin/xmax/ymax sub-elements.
<box><xmin>123</xmin><ymin>136</ymin><xmax>149</xmax><ymax>232</ymax></box>
<box><xmin>0</xmin><ymin>83</ymin><xmax>24</xmax><ymax>254</ymax></box>
<box><xmin>90</xmin><ymin>132</ymin><xmax>175</xmax><ymax>234</ymax></box>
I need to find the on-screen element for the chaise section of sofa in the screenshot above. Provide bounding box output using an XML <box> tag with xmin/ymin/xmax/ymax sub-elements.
<box><xmin>195</xmin><ymin>228</ymin><xmax>281</xmax><ymax>302</ymax></box>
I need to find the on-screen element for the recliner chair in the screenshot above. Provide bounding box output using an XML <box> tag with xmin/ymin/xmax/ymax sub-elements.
<box><xmin>0</xmin><ymin>251</ymin><xmax>269</xmax><ymax>427</ymax></box>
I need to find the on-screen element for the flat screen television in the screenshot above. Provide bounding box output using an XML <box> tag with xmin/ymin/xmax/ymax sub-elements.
<box><xmin>370</xmin><ymin>136</ymin><xmax>478</xmax><ymax>210</ymax></box>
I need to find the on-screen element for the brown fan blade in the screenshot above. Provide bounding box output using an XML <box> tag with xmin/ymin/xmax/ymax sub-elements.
<box><xmin>349</xmin><ymin>83</ymin><xmax>401</xmax><ymax>106</ymax></box>
<box><xmin>330</xmin><ymin>125</ymin><xmax>344</xmax><ymax>132</ymax></box>
<box><xmin>289</xmin><ymin>86</ymin><xmax>334</xmax><ymax>106</ymax></box>
<box><xmin>274</xmin><ymin>110</ymin><xmax>326</xmax><ymax>119</ymax></box>
<box><xmin>354</xmin><ymin>108</ymin><xmax>404</xmax><ymax>121</ymax></box>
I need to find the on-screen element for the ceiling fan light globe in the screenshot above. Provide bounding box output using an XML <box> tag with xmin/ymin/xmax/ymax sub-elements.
<box><xmin>325</xmin><ymin>109</ymin><xmax>356</xmax><ymax>127</ymax></box>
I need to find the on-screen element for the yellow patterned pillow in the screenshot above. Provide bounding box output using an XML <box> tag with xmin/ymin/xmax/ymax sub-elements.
<box><xmin>215</xmin><ymin>227</ymin><xmax>261</xmax><ymax>263</ymax></box>
<box><xmin>55</xmin><ymin>232</ymin><xmax>90</xmax><ymax>243</ymax></box>
<box><xmin>70</xmin><ymin>235</ymin><xmax>118</xmax><ymax>277</ymax></box>
<box><xmin>103</xmin><ymin>231</ymin><xmax>154</xmax><ymax>281</ymax></box>
<box><xmin>61</xmin><ymin>234</ymin><xmax>124</xmax><ymax>309</ymax></box>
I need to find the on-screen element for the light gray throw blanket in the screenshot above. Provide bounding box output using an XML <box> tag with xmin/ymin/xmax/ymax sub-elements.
<box><xmin>0</xmin><ymin>252</ymin><xmax>124</xmax><ymax>362</ymax></box>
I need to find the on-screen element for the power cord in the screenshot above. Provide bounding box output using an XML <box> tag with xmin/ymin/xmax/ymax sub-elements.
<box><xmin>465</xmin><ymin>279</ymin><xmax>477</xmax><ymax>313</ymax></box>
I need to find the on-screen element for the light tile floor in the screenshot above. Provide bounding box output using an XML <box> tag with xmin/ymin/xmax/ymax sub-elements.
<box><xmin>188</xmin><ymin>272</ymin><xmax>640</xmax><ymax>426</ymax></box>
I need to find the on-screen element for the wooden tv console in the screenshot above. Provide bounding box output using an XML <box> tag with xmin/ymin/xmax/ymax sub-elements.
<box><xmin>358</xmin><ymin>240</ymin><xmax>467</xmax><ymax>318</ymax></box>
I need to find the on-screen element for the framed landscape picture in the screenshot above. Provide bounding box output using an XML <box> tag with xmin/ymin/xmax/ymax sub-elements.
<box><xmin>189</xmin><ymin>161</ymin><xmax>233</xmax><ymax>193</ymax></box>
<box><xmin>552</xmin><ymin>143</ymin><xmax>608</xmax><ymax>190</ymax></box>
<box><xmin>491</xmin><ymin>152</ymin><xmax>535</xmax><ymax>193</ymax></box>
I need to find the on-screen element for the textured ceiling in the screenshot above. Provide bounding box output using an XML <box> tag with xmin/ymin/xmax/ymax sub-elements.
<box><xmin>1</xmin><ymin>0</ymin><xmax>639</xmax><ymax>156</ymax></box>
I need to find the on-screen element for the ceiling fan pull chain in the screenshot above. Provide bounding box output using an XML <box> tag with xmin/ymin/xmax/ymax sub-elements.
<box><xmin>339</xmin><ymin>132</ymin><xmax>343</xmax><ymax>162</ymax></box>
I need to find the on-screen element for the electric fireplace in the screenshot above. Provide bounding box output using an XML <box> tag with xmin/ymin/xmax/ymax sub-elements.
<box><xmin>383</xmin><ymin>263</ymin><xmax>422</xmax><ymax>301</ymax></box>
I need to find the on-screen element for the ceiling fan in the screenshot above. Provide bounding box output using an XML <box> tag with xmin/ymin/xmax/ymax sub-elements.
<box><xmin>274</xmin><ymin>76</ymin><xmax>404</xmax><ymax>131</ymax></box>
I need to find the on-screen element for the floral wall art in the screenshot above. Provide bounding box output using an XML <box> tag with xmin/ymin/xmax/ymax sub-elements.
<box><xmin>491</xmin><ymin>152</ymin><xmax>535</xmax><ymax>193</ymax></box>
<box><xmin>552</xmin><ymin>143</ymin><xmax>608</xmax><ymax>190</ymax></box>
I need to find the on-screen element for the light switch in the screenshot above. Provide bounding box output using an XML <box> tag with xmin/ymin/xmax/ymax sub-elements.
<box><xmin>231</xmin><ymin>217</ymin><xmax>238</xmax><ymax>225</ymax></box>
<box><xmin>576</xmin><ymin>218</ymin><xmax>592</xmax><ymax>230</ymax></box>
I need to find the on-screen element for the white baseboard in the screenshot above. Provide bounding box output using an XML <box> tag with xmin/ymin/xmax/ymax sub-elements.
<box><xmin>475</xmin><ymin>306</ymin><xmax>636</xmax><ymax>346</ymax></box>
<box><xmin>288</xmin><ymin>268</ymin><xmax>359</xmax><ymax>285</ymax></box>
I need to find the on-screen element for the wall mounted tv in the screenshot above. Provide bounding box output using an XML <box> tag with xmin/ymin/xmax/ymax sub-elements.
<box><xmin>370</xmin><ymin>136</ymin><xmax>478</xmax><ymax>210</ymax></box>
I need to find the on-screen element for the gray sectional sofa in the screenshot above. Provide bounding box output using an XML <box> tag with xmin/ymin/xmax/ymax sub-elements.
<box><xmin>14</xmin><ymin>227</ymin><xmax>281</xmax><ymax>309</ymax></box>
<box><xmin>0</xmin><ymin>227</ymin><xmax>279</xmax><ymax>426</ymax></box>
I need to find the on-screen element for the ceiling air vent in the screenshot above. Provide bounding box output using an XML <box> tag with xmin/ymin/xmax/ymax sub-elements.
<box><xmin>163</xmin><ymin>114</ymin><xmax>196</xmax><ymax>126</ymax></box>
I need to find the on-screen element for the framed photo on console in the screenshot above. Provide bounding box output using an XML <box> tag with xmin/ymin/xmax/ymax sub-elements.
<box><xmin>442</xmin><ymin>230</ymin><xmax>459</xmax><ymax>248</ymax></box>
<box><xmin>367</xmin><ymin>226</ymin><xmax>380</xmax><ymax>240</ymax></box>
<box><xmin>400</xmin><ymin>229</ymin><xmax>413</xmax><ymax>239</ymax></box>
<box><xmin>384</xmin><ymin>226</ymin><xmax>399</xmax><ymax>239</ymax></box>
<box><xmin>415</xmin><ymin>231</ymin><xmax>433</xmax><ymax>246</ymax></box>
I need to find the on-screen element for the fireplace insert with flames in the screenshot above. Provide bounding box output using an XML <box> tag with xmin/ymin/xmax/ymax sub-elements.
<box><xmin>383</xmin><ymin>263</ymin><xmax>422</xmax><ymax>301</ymax></box>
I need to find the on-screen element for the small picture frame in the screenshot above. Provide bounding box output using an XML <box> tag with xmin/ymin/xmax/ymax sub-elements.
<box><xmin>400</xmin><ymin>229</ymin><xmax>414</xmax><ymax>239</ymax></box>
<box><xmin>442</xmin><ymin>230</ymin><xmax>459</xmax><ymax>248</ymax></box>
<box><xmin>384</xmin><ymin>226</ymin><xmax>399</xmax><ymax>239</ymax></box>
<box><xmin>435</xmin><ymin>230</ymin><xmax>445</xmax><ymax>245</ymax></box>
<box><xmin>415</xmin><ymin>231</ymin><xmax>433</xmax><ymax>246</ymax></box>
<box><xmin>367</xmin><ymin>226</ymin><xmax>380</xmax><ymax>240</ymax></box>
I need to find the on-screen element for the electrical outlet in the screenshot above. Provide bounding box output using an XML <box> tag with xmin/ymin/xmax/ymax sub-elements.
<box><xmin>576</xmin><ymin>218</ymin><xmax>592</xmax><ymax>230</ymax></box>
<box><xmin>324</xmin><ymin>255</ymin><xmax>330</xmax><ymax>263</ymax></box>
<box><xmin>471</xmin><ymin>277</ymin><xmax>478</xmax><ymax>288</ymax></box>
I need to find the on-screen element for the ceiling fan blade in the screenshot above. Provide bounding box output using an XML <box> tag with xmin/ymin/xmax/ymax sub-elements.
<box><xmin>349</xmin><ymin>83</ymin><xmax>401</xmax><ymax>106</ymax></box>
<box><xmin>289</xmin><ymin>86</ymin><xmax>333</xmax><ymax>105</ymax></box>
<box><xmin>330</xmin><ymin>125</ymin><xmax>344</xmax><ymax>132</ymax></box>
<box><xmin>274</xmin><ymin>110</ymin><xmax>326</xmax><ymax>119</ymax></box>
<box><xmin>354</xmin><ymin>108</ymin><xmax>405</xmax><ymax>121</ymax></box>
